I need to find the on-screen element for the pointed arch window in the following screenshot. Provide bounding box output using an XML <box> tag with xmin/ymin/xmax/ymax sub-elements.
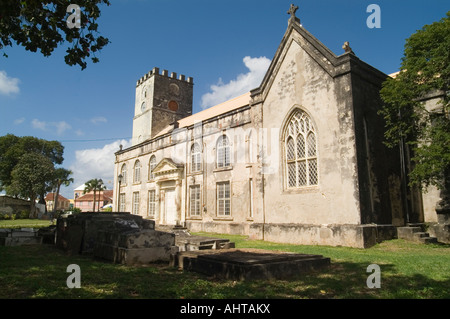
<box><xmin>149</xmin><ymin>156</ymin><xmax>156</xmax><ymax>180</ymax></box>
<box><xmin>284</xmin><ymin>109</ymin><xmax>318</xmax><ymax>188</ymax></box>
<box><xmin>191</xmin><ymin>143</ymin><xmax>202</xmax><ymax>173</ymax></box>
<box><xmin>217</xmin><ymin>135</ymin><xmax>231</xmax><ymax>168</ymax></box>
<box><xmin>133</xmin><ymin>160</ymin><xmax>141</xmax><ymax>183</ymax></box>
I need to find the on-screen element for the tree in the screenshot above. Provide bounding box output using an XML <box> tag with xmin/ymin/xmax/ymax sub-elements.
<box><xmin>0</xmin><ymin>134</ymin><xmax>64</xmax><ymax>191</ymax></box>
<box><xmin>51</xmin><ymin>168</ymin><xmax>74</xmax><ymax>213</ymax></box>
<box><xmin>8</xmin><ymin>153</ymin><xmax>55</xmax><ymax>218</ymax></box>
<box><xmin>84</xmin><ymin>178</ymin><xmax>106</xmax><ymax>211</ymax></box>
<box><xmin>0</xmin><ymin>0</ymin><xmax>110</xmax><ymax>70</ymax></box>
<box><xmin>379</xmin><ymin>12</ymin><xmax>450</xmax><ymax>210</ymax></box>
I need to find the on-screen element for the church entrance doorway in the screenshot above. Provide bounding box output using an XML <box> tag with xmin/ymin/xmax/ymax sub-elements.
<box><xmin>164</xmin><ymin>188</ymin><xmax>177</xmax><ymax>225</ymax></box>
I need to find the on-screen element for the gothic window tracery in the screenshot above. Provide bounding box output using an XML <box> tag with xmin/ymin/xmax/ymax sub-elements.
<box><xmin>284</xmin><ymin>109</ymin><xmax>318</xmax><ymax>188</ymax></box>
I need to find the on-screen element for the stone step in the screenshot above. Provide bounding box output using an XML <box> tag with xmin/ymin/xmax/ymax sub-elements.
<box><xmin>419</xmin><ymin>236</ymin><xmax>438</xmax><ymax>244</ymax></box>
<box><xmin>397</xmin><ymin>226</ymin><xmax>438</xmax><ymax>244</ymax></box>
<box><xmin>413</xmin><ymin>232</ymin><xmax>430</xmax><ymax>238</ymax></box>
<box><xmin>397</xmin><ymin>226</ymin><xmax>422</xmax><ymax>240</ymax></box>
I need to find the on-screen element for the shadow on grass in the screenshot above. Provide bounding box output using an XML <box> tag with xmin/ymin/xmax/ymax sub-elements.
<box><xmin>183</xmin><ymin>261</ymin><xmax>450</xmax><ymax>299</ymax></box>
<box><xmin>1</xmin><ymin>244</ymin><xmax>449</xmax><ymax>299</ymax></box>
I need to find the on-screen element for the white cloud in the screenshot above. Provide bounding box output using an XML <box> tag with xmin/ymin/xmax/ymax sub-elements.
<box><xmin>75</xmin><ymin>130</ymin><xmax>85</xmax><ymax>136</ymax></box>
<box><xmin>70</xmin><ymin>139</ymin><xmax>131</xmax><ymax>191</ymax></box>
<box><xmin>200</xmin><ymin>56</ymin><xmax>270</xmax><ymax>109</ymax></box>
<box><xmin>0</xmin><ymin>70</ymin><xmax>20</xmax><ymax>96</ymax></box>
<box><xmin>90</xmin><ymin>116</ymin><xmax>107</xmax><ymax>124</ymax></box>
<box><xmin>14</xmin><ymin>117</ymin><xmax>25</xmax><ymax>125</ymax></box>
<box><xmin>31</xmin><ymin>119</ymin><xmax>72</xmax><ymax>135</ymax></box>
<box><xmin>32</xmin><ymin>118</ymin><xmax>47</xmax><ymax>130</ymax></box>
<box><xmin>55</xmin><ymin>121</ymin><xmax>72</xmax><ymax>135</ymax></box>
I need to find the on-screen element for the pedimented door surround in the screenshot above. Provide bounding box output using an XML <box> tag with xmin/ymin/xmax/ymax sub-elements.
<box><xmin>152</xmin><ymin>158</ymin><xmax>184</xmax><ymax>226</ymax></box>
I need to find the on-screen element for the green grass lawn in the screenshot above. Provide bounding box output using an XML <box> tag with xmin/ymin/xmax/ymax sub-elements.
<box><xmin>0</xmin><ymin>219</ymin><xmax>53</xmax><ymax>229</ymax></box>
<box><xmin>0</xmin><ymin>227</ymin><xmax>449</xmax><ymax>299</ymax></box>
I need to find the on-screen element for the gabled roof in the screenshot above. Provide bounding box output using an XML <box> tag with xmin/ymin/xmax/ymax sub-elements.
<box><xmin>251</xmin><ymin>16</ymin><xmax>388</xmax><ymax>99</ymax></box>
<box><xmin>75</xmin><ymin>190</ymin><xmax>113</xmax><ymax>202</ymax></box>
<box><xmin>45</xmin><ymin>193</ymin><xmax>69</xmax><ymax>202</ymax></box>
<box><xmin>152</xmin><ymin>157</ymin><xmax>184</xmax><ymax>174</ymax></box>
<box><xmin>74</xmin><ymin>184</ymin><xmax>87</xmax><ymax>191</ymax></box>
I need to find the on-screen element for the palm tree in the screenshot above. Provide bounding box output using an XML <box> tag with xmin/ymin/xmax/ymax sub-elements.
<box><xmin>84</xmin><ymin>178</ymin><xmax>106</xmax><ymax>212</ymax></box>
<box><xmin>51</xmin><ymin>168</ymin><xmax>74</xmax><ymax>213</ymax></box>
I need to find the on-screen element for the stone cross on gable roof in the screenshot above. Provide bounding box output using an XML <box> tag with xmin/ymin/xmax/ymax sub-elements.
<box><xmin>287</xmin><ymin>4</ymin><xmax>298</xmax><ymax>17</ymax></box>
<box><xmin>287</xmin><ymin>4</ymin><xmax>300</xmax><ymax>24</ymax></box>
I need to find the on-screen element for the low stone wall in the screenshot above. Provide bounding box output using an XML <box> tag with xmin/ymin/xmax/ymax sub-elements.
<box><xmin>428</xmin><ymin>212</ymin><xmax>450</xmax><ymax>244</ymax></box>
<box><xmin>0</xmin><ymin>228</ymin><xmax>43</xmax><ymax>246</ymax></box>
<box><xmin>0</xmin><ymin>196</ymin><xmax>31</xmax><ymax>217</ymax></box>
<box><xmin>186</xmin><ymin>220</ymin><xmax>397</xmax><ymax>248</ymax></box>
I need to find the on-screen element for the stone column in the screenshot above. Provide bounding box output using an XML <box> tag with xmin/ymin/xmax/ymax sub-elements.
<box><xmin>175</xmin><ymin>179</ymin><xmax>182</xmax><ymax>225</ymax></box>
<box><xmin>155</xmin><ymin>182</ymin><xmax>161</xmax><ymax>224</ymax></box>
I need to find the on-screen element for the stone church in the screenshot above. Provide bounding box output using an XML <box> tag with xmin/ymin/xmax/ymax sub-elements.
<box><xmin>113</xmin><ymin>6</ymin><xmax>438</xmax><ymax>248</ymax></box>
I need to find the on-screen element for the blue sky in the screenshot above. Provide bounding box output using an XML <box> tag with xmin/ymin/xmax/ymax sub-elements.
<box><xmin>0</xmin><ymin>0</ymin><xmax>448</xmax><ymax>199</ymax></box>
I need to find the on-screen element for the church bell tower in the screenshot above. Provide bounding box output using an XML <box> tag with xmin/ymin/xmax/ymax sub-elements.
<box><xmin>132</xmin><ymin>67</ymin><xmax>194</xmax><ymax>145</ymax></box>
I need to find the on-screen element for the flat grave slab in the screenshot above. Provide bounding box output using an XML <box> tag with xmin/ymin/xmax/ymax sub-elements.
<box><xmin>175</xmin><ymin>248</ymin><xmax>330</xmax><ymax>280</ymax></box>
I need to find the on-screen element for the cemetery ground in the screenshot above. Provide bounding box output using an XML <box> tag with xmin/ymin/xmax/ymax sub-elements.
<box><xmin>0</xmin><ymin>220</ymin><xmax>449</xmax><ymax>299</ymax></box>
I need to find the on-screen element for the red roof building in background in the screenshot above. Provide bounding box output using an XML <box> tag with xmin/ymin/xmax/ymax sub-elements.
<box><xmin>74</xmin><ymin>189</ymin><xmax>113</xmax><ymax>212</ymax></box>
<box><xmin>45</xmin><ymin>193</ymin><xmax>70</xmax><ymax>212</ymax></box>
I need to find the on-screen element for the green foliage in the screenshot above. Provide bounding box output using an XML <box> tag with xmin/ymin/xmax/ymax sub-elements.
<box><xmin>0</xmin><ymin>219</ymin><xmax>53</xmax><ymax>229</ymax></box>
<box><xmin>84</xmin><ymin>178</ymin><xmax>106</xmax><ymax>211</ymax></box>
<box><xmin>0</xmin><ymin>134</ymin><xmax>64</xmax><ymax>191</ymax></box>
<box><xmin>19</xmin><ymin>210</ymin><xmax>30</xmax><ymax>219</ymax></box>
<box><xmin>7</xmin><ymin>153</ymin><xmax>55</xmax><ymax>202</ymax></box>
<box><xmin>0</xmin><ymin>134</ymin><xmax>73</xmax><ymax>218</ymax></box>
<box><xmin>50</xmin><ymin>168</ymin><xmax>74</xmax><ymax>213</ymax></box>
<box><xmin>379</xmin><ymin>11</ymin><xmax>450</xmax><ymax>190</ymax></box>
<box><xmin>70</xmin><ymin>207</ymin><xmax>82</xmax><ymax>215</ymax></box>
<box><xmin>0</xmin><ymin>0</ymin><xmax>110</xmax><ymax>69</ymax></box>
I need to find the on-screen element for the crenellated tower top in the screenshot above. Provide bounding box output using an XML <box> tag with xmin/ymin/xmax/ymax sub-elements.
<box><xmin>132</xmin><ymin>67</ymin><xmax>194</xmax><ymax>145</ymax></box>
<box><xmin>136</xmin><ymin>67</ymin><xmax>193</xmax><ymax>87</ymax></box>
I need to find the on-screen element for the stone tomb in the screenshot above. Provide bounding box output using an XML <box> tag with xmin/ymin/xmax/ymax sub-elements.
<box><xmin>174</xmin><ymin>248</ymin><xmax>331</xmax><ymax>280</ymax></box>
<box><xmin>55</xmin><ymin>212</ymin><xmax>177</xmax><ymax>265</ymax></box>
<box><xmin>0</xmin><ymin>228</ymin><xmax>43</xmax><ymax>246</ymax></box>
<box><xmin>94</xmin><ymin>228</ymin><xmax>177</xmax><ymax>265</ymax></box>
<box><xmin>169</xmin><ymin>227</ymin><xmax>235</xmax><ymax>251</ymax></box>
<box><xmin>55</xmin><ymin>213</ymin><xmax>331</xmax><ymax>277</ymax></box>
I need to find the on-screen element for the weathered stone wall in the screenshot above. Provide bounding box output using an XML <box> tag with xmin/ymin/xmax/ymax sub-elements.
<box><xmin>0</xmin><ymin>196</ymin><xmax>31</xmax><ymax>217</ymax></box>
<box><xmin>113</xmin><ymin>19</ymin><xmax>409</xmax><ymax>248</ymax></box>
<box><xmin>349</xmin><ymin>60</ymin><xmax>407</xmax><ymax>226</ymax></box>
<box><xmin>421</xmin><ymin>94</ymin><xmax>446</xmax><ymax>223</ymax></box>
<box><xmin>132</xmin><ymin>68</ymin><xmax>193</xmax><ymax>145</ymax></box>
<box><xmin>115</xmin><ymin>106</ymin><xmax>258</xmax><ymax>228</ymax></box>
<box><xmin>256</xmin><ymin>27</ymin><xmax>361</xmax><ymax>227</ymax></box>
